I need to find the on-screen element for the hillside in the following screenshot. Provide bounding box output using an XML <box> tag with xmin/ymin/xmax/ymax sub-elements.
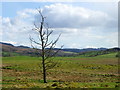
<box><xmin>0</xmin><ymin>42</ymin><xmax>119</xmax><ymax>57</ymax></box>
<box><xmin>78</xmin><ymin>47</ymin><xmax>120</xmax><ymax>57</ymax></box>
<box><xmin>0</xmin><ymin>42</ymin><xmax>78</xmax><ymax>57</ymax></box>
<box><xmin>61</xmin><ymin>48</ymin><xmax>107</xmax><ymax>53</ymax></box>
<box><xmin>1</xmin><ymin>42</ymin><xmax>40</xmax><ymax>57</ymax></box>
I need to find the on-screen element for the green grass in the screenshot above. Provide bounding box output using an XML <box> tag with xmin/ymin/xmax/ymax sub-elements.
<box><xmin>96</xmin><ymin>52</ymin><xmax>117</xmax><ymax>58</ymax></box>
<box><xmin>2</xmin><ymin>51</ymin><xmax>20</xmax><ymax>57</ymax></box>
<box><xmin>78</xmin><ymin>51</ymin><xmax>118</xmax><ymax>58</ymax></box>
<box><xmin>2</xmin><ymin>54</ymin><xmax>119</xmax><ymax>88</ymax></box>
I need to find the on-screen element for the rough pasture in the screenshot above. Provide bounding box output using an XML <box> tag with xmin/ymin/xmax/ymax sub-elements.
<box><xmin>2</xmin><ymin>53</ymin><xmax>119</xmax><ymax>88</ymax></box>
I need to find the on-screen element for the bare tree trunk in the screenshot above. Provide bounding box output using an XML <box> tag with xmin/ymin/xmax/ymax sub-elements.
<box><xmin>41</xmin><ymin>44</ymin><xmax>47</xmax><ymax>83</ymax></box>
<box><xmin>30</xmin><ymin>9</ymin><xmax>63</xmax><ymax>83</ymax></box>
<box><xmin>42</xmin><ymin>57</ymin><xmax>47</xmax><ymax>83</ymax></box>
<box><xmin>39</xmin><ymin>14</ymin><xmax>47</xmax><ymax>83</ymax></box>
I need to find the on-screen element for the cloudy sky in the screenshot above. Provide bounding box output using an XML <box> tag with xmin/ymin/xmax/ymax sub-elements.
<box><xmin>1</xmin><ymin>1</ymin><xmax>118</xmax><ymax>49</ymax></box>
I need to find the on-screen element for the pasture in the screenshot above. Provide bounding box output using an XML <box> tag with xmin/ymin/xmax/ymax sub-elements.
<box><xmin>2</xmin><ymin>53</ymin><xmax>119</xmax><ymax>88</ymax></box>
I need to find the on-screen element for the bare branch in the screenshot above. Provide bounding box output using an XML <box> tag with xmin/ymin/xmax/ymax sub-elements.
<box><xmin>34</xmin><ymin>22</ymin><xmax>39</xmax><ymax>29</ymax></box>
<box><xmin>44</xmin><ymin>30</ymin><xmax>53</xmax><ymax>47</ymax></box>
<box><xmin>45</xmin><ymin>61</ymin><xmax>58</xmax><ymax>70</ymax></box>
<box><xmin>29</xmin><ymin>36</ymin><xmax>42</xmax><ymax>45</ymax></box>
<box><xmin>45</xmin><ymin>45</ymin><xmax>63</xmax><ymax>60</ymax></box>
<box><xmin>29</xmin><ymin>36</ymin><xmax>42</xmax><ymax>57</ymax></box>
<box><xmin>45</xmin><ymin>40</ymin><xmax>53</xmax><ymax>47</ymax></box>
<box><xmin>30</xmin><ymin>9</ymin><xmax>63</xmax><ymax>83</ymax></box>
<box><xmin>37</xmin><ymin>9</ymin><xmax>46</xmax><ymax>20</ymax></box>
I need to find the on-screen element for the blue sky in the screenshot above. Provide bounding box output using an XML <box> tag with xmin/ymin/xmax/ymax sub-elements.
<box><xmin>2</xmin><ymin>2</ymin><xmax>117</xmax><ymax>17</ymax></box>
<box><xmin>2</xmin><ymin>2</ymin><xmax>53</xmax><ymax>17</ymax></box>
<box><xmin>1</xmin><ymin>2</ymin><xmax>118</xmax><ymax>48</ymax></box>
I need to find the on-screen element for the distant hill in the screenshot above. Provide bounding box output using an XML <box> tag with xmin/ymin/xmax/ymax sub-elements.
<box><xmin>1</xmin><ymin>42</ymin><xmax>119</xmax><ymax>57</ymax></box>
<box><xmin>16</xmin><ymin>45</ymin><xmax>30</xmax><ymax>48</ymax></box>
<box><xmin>1</xmin><ymin>42</ymin><xmax>40</xmax><ymax>57</ymax></box>
<box><xmin>0</xmin><ymin>42</ymin><xmax>78</xmax><ymax>57</ymax></box>
<box><xmin>0</xmin><ymin>42</ymin><xmax>30</xmax><ymax>48</ymax></box>
<box><xmin>0</xmin><ymin>42</ymin><xmax>14</xmax><ymax>46</ymax></box>
<box><xmin>60</xmin><ymin>48</ymin><xmax>107</xmax><ymax>53</ymax></box>
<box><xmin>78</xmin><ymin>47</ymin><xmax>120</xmax><ymax>57</ymax></box>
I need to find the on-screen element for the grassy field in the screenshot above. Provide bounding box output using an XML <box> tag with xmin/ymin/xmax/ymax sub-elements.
<box><xmin>2</xmin><ymin>53</ymin><xmax>119</xmax><ymax>89</ymax></box>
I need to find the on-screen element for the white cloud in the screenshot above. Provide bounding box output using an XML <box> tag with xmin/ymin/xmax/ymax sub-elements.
<box><xmin>1</xmin><ymin>11</ymin><xmax>35</xmax><ymax>46</ymax></box>
<box><xmin>2</xmin><ymin>40</ymin><xmax>17</xmax><ymax>45</ymax></box>
<box><xmin>104</xmin><ymin>32</ymin><xmax>118</xmax><ymax>47</ymax></box>
<box><xmin>69</xmin><ymin>43</ymin><xmax>81</xmax><ymax>48</ymax></box>
<box><xmin>17</xmin><ymin>8</ymin><xmax>37</xmax><ymax>19</ymax></box>
<box><xmin>34</xmin><ymin>3</ymin><xmax>117</xmax><ymax>29</ymax></box>
<box><xmin>85</xmin><ymin>46</ymin><xmax>98</xmax><ymax>48</ymax></box>
<box><xmin>1</xmin><ymin>3</ymin><xmax>118</xmax><ymax>48</ymax></box>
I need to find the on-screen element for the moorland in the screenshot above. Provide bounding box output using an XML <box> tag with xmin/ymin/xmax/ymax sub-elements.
<box><xmin>1</xmin><ymin>42</ymin><xmax>119</xmax><ymax>89</ymax></box>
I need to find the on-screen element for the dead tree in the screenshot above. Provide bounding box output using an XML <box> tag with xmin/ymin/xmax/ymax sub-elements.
<box><xmin>30</xmin><ymin>9</ymin><xmax>63</xmax><ymax>83</ymax></box>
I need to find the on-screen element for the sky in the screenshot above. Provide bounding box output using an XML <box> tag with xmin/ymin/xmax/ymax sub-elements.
<box><xmin>1</xmin><ymin>1</ymin><xmax>118</xmax><ymax>49</ymax></box>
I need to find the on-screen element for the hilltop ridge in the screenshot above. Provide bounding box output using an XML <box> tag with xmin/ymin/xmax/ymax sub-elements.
<box><xmin>0</xmin><ymin>42</ymin><xmax>119</xmax><ymax>57</ymax></box>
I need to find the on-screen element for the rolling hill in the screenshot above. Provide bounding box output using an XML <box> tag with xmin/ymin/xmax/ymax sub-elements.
<box><xmin>53</xmin><ymin>48</ymin><xmax>107</xmax><ymax>53</ymax></box>
<box><xmin>0</xmin><ymin>42</ymin><xmax>78</xmax><ymax>57</ymax></box>
<box><xmin>0</xmin><ymin>42</ymin><xmax>119</xmax><ymax>57</ymax></box>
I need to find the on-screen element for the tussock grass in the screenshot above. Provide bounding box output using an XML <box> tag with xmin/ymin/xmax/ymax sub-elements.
<box><xmin>2</xmin><ymin>54</ymin><xmax>119</xmax><ymax>88</ymax></box>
